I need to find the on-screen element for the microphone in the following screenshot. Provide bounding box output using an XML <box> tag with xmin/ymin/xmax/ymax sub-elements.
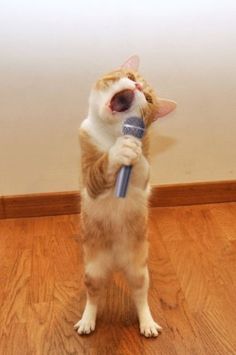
<box><xmin>115</xmin><ymin>116</ymin><xmax>146</xmax><ymax>198</ymax></box>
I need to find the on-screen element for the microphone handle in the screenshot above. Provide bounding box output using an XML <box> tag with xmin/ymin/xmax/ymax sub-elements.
<box><xmin>115</xmin><ymin>165</ymin><xmax>132</xmax><ymax>198</ymax></box>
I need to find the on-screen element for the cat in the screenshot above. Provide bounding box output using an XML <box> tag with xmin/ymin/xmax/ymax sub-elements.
<box><xmin>74</xmin><ymin>55</ymin><xmax>176</xmax><ymax>338</ymax></box>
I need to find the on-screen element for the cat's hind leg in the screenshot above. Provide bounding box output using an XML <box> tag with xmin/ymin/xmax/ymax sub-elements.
<box><xmin>74</xmin><ymin>253</ymin><xmax>111</xmax><ymax>335</ymax></box>
<box><xmin>74</xmin><ymin>293</ymin><xmax>97</xmax><ymax>335</ymax></box>
<box><xmin>125</xmin><ymin>264</ymin><xmax>162</xmax><ymax>338</ymax></box>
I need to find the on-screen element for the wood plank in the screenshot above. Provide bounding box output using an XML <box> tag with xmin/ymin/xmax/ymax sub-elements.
<box><xmin>0</xmin><ymin>197</ymin><xmax>4</xmax><ymax>218</ymax></box>
<box><xmin>207</xmin><ymin>202</ymin><xmax>236</xmax><ymax>241</ymax></box>
<box><xmin>150</xmin><ymin>180</ymin><xmax>236</xmax><ymax>207</ymax></box>
<box><xmin>2</xmin><ymin>191</ymin><xmax>80</xmax><ymax>219</ymax></box>
<box><xmin>153</xmin><ymin>204</ymin><xmax>236</xmax><ymax>306</ymax></box>
<box><xmin>148</xmin><ymin>212</ymin><xmax>206</xmax><ymax>354</ymax></box>
<box><xmin>0</xmin><ymin>249</ymin><xmax>31</xmax><ymax>338</ymax></box>
<box><xmin>1</xmin><ymin>204</ymin><xmax>236</xmax><ymax>354</ymax></box>
<box><xmin>29</xmin><ymin>233</ymin><xmax>56</xmax><ymax>303</ymax></box>
<box><xmin>0</xmin><ymin>323</ymin><xmax>28</xmax><ymax>355</ymax></box>
<box><xmin>153</xmin><ymin>204</ymin><xmax>236</xmax><ymax>353</ymax></box>
<box><xmin>1</xmin><ymin>180</ymin><xmax>236</xmax><ymax>219</ymax></box>
<box><xmin>26</xmin><ymin>302</ymin><xmax>54</xmax><ymax>355</ymax></box>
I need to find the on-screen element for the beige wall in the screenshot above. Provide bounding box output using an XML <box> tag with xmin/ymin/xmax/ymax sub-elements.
<box><xmin>1</xmin><ymin>1</ymin><xmax>236</xmax><ymax>195</ymax></box>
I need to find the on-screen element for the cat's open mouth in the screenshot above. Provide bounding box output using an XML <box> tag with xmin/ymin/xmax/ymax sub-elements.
<box><xmin>109</xmin><ymin>89</ymin><xmax>135</xmax><ymax>113</ymax></box>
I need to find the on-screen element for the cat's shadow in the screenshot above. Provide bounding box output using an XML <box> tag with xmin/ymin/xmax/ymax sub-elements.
<box><xmin>150</xmin><ymin>130</ymin><xmax>177</xmax><ymax>157</ymax></box>
<box><xmin>75</xmin><ymin>279</ymin><xmax>143</xmax><ymax>352</ymax></box>
<box><xmin>98</xmin><ymin>274</ymin><xmax>137</xmax><ymax>326</ymax></box>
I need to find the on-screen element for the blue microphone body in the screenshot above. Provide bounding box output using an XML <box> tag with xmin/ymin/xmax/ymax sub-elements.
<box><xmin>115</xmin><ymin>116</ymin><xmax>145</xmax><ymax>198</ymax></box>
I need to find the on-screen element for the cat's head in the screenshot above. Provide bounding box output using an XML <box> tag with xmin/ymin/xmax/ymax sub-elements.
<box><xmin>88</xmin><ymin>55</ymin><xmax>176</xmax><ymax>128</ymax></box>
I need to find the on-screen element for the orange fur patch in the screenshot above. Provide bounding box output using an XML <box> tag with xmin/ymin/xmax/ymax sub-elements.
<box><xmin>95</xmin><ymin>68</ymin><xmax>160</xmax><ymax>127</ymax></box>
<box><xmin>84</xmin><ymin>273</ymin><xmax>105</xmax><ymax>298</ymax></box>
<box><xmin>79</xmin><ymin>67</ymin><xmax>162</xmax><ymax>282</ymax></box>
<box><xmin>79</xmin><ymin>129</ymin><xmax>114</xmax><ymax>199</ymax></box>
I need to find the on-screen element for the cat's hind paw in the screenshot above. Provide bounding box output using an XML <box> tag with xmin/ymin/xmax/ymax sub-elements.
<box><xmin>140</xmin><ymin>321</ymin><xmax>162</xmax><ymax>338</ymax></box>
<box><xmin>74</xmin><ymin>319</ymin><xmax>96</xmax><ymax>335</ymax></box>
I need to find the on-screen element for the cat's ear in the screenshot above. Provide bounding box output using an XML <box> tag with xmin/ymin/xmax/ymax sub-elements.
<box><xmin>121</xmin><ymin>55</ymin><xmax>140</xmax><ymax>71</ymax></box>
<box><xmin>154</xmin><ymin>98</ymin><xmax>176</xmax><ymax>120</ymax></box>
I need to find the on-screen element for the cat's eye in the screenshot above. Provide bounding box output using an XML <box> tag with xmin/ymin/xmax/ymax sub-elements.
<box><xmin>127</xmin><ymin>73</ymin><xmax>136</xmax><ymax>82</ymax></box>
<box><xmin>144</xmin><ymin>93</ymin><xmax>153</xmax><ymax>104</ymax></box>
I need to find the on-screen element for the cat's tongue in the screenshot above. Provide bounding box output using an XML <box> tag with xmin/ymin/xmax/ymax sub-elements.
<box><xmin>110</xmin><ymin>89</ymin><xmax>134</xmax><ymax>113</ymax></box>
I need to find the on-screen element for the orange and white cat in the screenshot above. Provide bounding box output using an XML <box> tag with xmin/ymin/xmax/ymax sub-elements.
<box><xmin>74</xmin><ymin>56</ymin><xmax>176</xmax><ymax>337</ymax></box>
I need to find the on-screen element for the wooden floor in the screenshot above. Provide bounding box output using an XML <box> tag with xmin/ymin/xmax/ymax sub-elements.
<box><xmin>0</xmin><ymin>203</ymin><xmax>236</xmax><ymax>355</ymax></box>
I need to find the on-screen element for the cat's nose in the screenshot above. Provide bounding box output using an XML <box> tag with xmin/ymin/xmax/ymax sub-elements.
<box><xmin>135</xmin><ymin>82</ymin><xmax>143</xmax><ymax>91</ymax></box>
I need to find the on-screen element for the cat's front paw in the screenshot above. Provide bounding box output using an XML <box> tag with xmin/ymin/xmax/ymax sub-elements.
<box><xmin>109</xmin><ymin>135</ymin><xmax>142</xmax><ymax>173</ymax></box>
<box><xmin>74</xmin><ymin>318</ymin><xmax>96</xmax><ymax>335</ymax></box>
<box><xmin>140</xmin><ymin>320</ymin><xmax>162</xmax><ymax>338</ymax></box>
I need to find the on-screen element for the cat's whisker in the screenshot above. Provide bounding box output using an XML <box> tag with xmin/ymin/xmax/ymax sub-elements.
<box><xmin>137</xmin><ymin>103</ymin><xmax>144</xmax><ymax>122</ymax></box>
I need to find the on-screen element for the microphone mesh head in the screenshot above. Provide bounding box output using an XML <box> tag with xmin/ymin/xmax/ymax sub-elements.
<box><xmin>122</xmin><ymin>116</ymin><xmax>145</xmax><ymax>139</ymax></box>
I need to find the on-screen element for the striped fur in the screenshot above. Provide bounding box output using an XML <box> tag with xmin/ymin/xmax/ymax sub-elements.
<box><xmin>75</xmin><ymin>56</ymin><xmax>175</xmax><ymax>337</ymax></box>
